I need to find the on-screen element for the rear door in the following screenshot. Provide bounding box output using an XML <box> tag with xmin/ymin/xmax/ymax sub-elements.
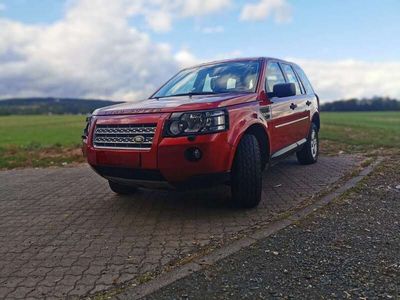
<box><xmin>279</xmin><ymin>63</ymin><xmax>310</xmax><ymax>143</ymax></box>
<box><xmin>265</xmin><ymin>61</ymin><xmax>302</xmax><ymax>154</ymax></box>
<box><xmin>293</xmin><ymin>64</ymin><xmax>318</xmax><ymax>126</ymax></box>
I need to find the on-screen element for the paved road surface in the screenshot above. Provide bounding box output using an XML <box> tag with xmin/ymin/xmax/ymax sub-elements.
<box><xmin>0</xmin><ymin>156</ymin><xmax>358</xmax><ymax>298</ymax></box>
<box><xmin>146</xmin><ymin>157</ymin><xmax>400</xmax><ymax>299</ymax></box>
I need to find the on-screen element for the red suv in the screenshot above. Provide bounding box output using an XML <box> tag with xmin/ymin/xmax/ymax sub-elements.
<box><xmin>82</xmin><ymin>57</ymin><xmax>320</xmax><ymax>208</ymax></box>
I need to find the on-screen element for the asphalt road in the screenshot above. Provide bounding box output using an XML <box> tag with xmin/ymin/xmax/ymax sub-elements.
<box><xmin>146</xmin><ymin>156</ymin><xmax>400</xmax><ymax>299</ymax></box>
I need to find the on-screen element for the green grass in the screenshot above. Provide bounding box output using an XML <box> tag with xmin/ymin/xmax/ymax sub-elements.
<box><xmin>0</xmin><ymin>115</ymin><xmax>85</xmax><ymax>169</ymax></box>
<box><xmin>0</xmin><ymin>115</ymin><xmax>85</xmax><ymax>148</ymax></box>
<box><xmin>320</xmin><ymin>112</ymin><xmax>400</xmax><ymax>149</ymax></box>
<box><xmin>0</xmin><ymin>112</ymin><xmax>399</xmax><ymax>169</ymax></box>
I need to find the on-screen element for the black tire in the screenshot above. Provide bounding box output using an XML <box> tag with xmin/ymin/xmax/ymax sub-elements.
<box><xmin>108</xmin><ymin>181</ymin><xmax>138</xmax><ymax>195</ymax></box>
<box><xmin>261</xmin><ymin>158</ymin><xmax>268</xmax><ymax>172</ymax></box>
<box><xmin>296</xmin><ymin>123</ymin><xmax>319</xmax><ymax>165</ymax></box>
<box><xmin>231</xmin><ymin>134</ymin><xmax>262</xmax><ymax>208</ymax></box>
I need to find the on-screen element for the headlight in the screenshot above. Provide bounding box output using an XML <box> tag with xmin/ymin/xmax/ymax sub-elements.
<box><xmin>82</xmin><ymin>114</ymin><xmax>92</xmax><ymax>139</ymax></box>
<box><xmin>164</xmin><ymin>109</ymin><xmax>229</xmax><ymax>137</ymax></box>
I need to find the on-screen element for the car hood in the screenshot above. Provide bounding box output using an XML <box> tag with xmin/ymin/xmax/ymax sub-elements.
<box><xmin>93</xmin><ymin>93</ymin><xmax>257</xmax><ymax>116</ymax></box>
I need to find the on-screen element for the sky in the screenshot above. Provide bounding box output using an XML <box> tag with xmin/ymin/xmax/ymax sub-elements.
<box><xmin>0</xmin><ymin>0</ymin><xmax>399</xmax><ymax>102</ymax></box>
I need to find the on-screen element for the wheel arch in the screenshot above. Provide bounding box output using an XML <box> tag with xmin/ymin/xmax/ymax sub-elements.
<box><xmin>229</xmin><ymin>122</ymin><xmax>271</xmax><ymax>170</ymax></box>
<box><xmin>311</xmin><ymin>112</ymin><xmax>320</xmax><ymax>131</ymax></box>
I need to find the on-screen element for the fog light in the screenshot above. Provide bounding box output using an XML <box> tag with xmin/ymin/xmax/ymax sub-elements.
<box><xmin>185</xmin><ymin>147</ymin><xmax>202</xmax><ymax>162</ymax></box>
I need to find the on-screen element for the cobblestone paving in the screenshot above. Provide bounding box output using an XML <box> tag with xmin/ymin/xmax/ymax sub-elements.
<box><xmin>0</xmin><ymin>155</ymin><xmax>360</xmax><ymax>299</ymax></box>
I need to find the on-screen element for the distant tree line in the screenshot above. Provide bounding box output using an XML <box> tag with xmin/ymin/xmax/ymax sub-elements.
<box><xmin>0</xmin><ymin>96</ymin><xmax>399</xmax><ymax>115</ymax></box>
<box><xmin>0</xmin><ymin>97</ymin><xmax>123</xmax><ymax>115</ymax></box>
<box><xmin>321</xmin><ymin>97</ymin><xmax>400</xmax><ymax>112</ymax></box>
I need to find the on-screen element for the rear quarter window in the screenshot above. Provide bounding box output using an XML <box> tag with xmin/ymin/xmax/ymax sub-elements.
<box><xmin>293</xmin><ymin>65</ymin><xmax>314</xmax><ymax>95</ymax></box>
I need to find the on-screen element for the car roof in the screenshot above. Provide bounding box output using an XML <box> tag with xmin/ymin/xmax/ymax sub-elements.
<box><xmin>184</xmin><ymin>57</ymin><xmax>296</xmax><ymax>70</ymax></box>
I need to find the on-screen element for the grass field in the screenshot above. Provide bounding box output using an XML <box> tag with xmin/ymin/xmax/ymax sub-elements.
<box><xmin>0</xmin><ymin>115</ymin><xmax>85</xmax><ymax>148</ymax></box>
<box><xmin>320</xmin><ymin>112</ymin><xmax>400</xmax><ymax>149</ymax></box>
<box><xmin>0</xmin><ymin>115</ymin><xmax>86</xmax><ymax>169</ymax></box>
<box><xmin>0</xmin><ymin>112</ymin><xmax>399</xmax><ymax>169</ymax></box>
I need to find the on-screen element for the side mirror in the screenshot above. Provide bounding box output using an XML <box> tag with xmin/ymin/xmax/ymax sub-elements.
<box><xmin>273</xmin><ymin>83</ymin><xmax>296</xmax><ymax>98</ymax></box>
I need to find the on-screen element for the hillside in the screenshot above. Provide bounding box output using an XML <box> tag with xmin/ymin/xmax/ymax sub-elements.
<box><xmin>0</xmin><ymin>97</ymin><xmax>123</xmax><ymax>115</ymax></box>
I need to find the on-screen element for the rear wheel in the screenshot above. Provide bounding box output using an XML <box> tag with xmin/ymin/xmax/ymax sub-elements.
<box><xmin>296</xmin><ymin>123</ymin><xmax>319</xmax><ymax>165</ymax></box>
<box><xmin>231</xmin><ymin>134</ymin><xmax>262</xmax><ymax>208</ymax></box>
<box><xmin>108</xmin><ymin>181</ymin><xmax>138</xmax><ymax>195</ymax></box>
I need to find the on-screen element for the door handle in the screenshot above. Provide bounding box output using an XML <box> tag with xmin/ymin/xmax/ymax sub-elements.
<box><xmin>306</xmin><ymin>100</ymin><xmax>312</xmax><ymax>106</ymax></box>
<box><xmin>290</xmin><ymin>103</ymin><xmax>297</xmax><ymax>110</ymax></box>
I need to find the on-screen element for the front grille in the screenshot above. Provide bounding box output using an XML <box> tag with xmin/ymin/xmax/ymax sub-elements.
<box><xmin>93</xmin><ymin>124</ymin><xmax>157</xmax><ymax>149</ymax></box>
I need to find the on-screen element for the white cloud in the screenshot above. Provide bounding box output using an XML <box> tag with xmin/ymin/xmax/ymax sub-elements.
<box><xmin>0</xmin><ymin>0</ymin><xmax>233</xmax><ymax>100</ymax></box>
<box><xmin>145</xmin><ymin>10</ymin><xmax>172</xmax><ymax>32</ymax></box>
<box><xmin>125</xmin><ymin>0</ymin><xmax>231</xmax><ymax>33</ymax></box>
<box><xmin>0</xmin><ymin>0</ymin><xmax>182</xmax><ymax>101</ymax></box>
<box><xmin>240</xmin><ymin>0</ymin><xmax>292</xmax><ymax>23</ymax></box>
<box><xmin>174</xmin><ymin>50</ymin><xmax>200</xmax><ymax>68</ymax></box>
<box><xmin>180</xmin><ymin>0</ymin><xmax>231</xmax><ymax>17</ymax></box>
<box><xmin>1</xmin><ymin>0</ymin><xmax>399</xmax><ymax>102</ymax></box>
<box><xmin>294</xmin><ymin>59</ymin><xmax>400</xmax><ymax>102</ymax></box>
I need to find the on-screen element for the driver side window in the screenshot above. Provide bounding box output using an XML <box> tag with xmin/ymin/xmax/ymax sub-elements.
<box><xmin>281</xmin><ymin>63</ymin><xmax>302</xmax><ymax>95</ymax></box>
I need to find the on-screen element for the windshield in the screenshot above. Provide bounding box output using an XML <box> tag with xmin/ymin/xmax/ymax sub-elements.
<box><xmin>153</xmin><ymin>60</ymin><xmax>261</xmax><ymax>99</ymax></box>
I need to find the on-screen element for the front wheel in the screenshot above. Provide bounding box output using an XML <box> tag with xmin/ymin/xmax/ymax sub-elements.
<box><xmin>296</xmin><ymin>123</ymin><xmax>319</xmax><ymax>165</ymax></box>
<box><xmin>231</xmin><ymin>134</ymin><xmax>262</xmax><ymax>208</ymax></box>
<box><xmin>108</xmin><ymin>181</ymin><xmax>138</xmax><ymax>195</ymax></box>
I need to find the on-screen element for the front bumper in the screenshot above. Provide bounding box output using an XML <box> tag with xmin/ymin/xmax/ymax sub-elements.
<box><xmin>83</xmin><ymin>113</ymin><xmax>233</xmax><ymax>186</ymax></box>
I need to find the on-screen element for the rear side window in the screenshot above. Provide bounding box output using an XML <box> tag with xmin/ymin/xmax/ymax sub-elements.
<box><xmin>281</xmin><ymin>63</ymin><xmax>302</xmax><ymax>95</ymax></box>
<box><xmin>265</xmin><ymin>62</ymin><xmax>286</xmax><ymax>94</ymax></box>
<box><xmin>293</xmin><ymin>65</ymin><xmax>314</xmax><ymax>95</ymax></box>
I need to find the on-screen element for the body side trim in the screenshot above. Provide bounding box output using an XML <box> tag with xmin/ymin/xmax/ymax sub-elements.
<box><xmin>271</xmin><ymin>138</ymin><xmax>307</xmax><ymax>158</ymax></box>
<box><xmin>275</xmin><ymin>116</ymin><xmax>309</xmax><ymax>128</ymax></box>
